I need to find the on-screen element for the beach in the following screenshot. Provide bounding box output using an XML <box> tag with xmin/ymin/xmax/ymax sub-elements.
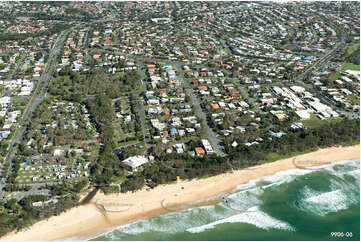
<box><xmin>1</xmin><ymin>144</ymin><xmax>360</xmax><ymax>241</ymax></box>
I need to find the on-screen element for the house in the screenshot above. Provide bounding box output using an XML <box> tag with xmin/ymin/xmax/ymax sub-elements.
<box><xmin>170</xmin><ymin>128</ymin><xmax>178</xmax><ymax>136</ymax></box>
<box><xmin>147</xmin><ymin>99</ymin><xmax>159</xmax><ymax>105</ymax></box>
<box><xmin>174</xmin><ymin>143</ymin><xmax>184</xmax><ymax>153</ymax></box>
<box><xmin>309</xmin><ymin>101</ymin><xmax>331</xmax><ymax>113</ymax></box>
<box><xmin>268</xmin><ymin>130</ymin><xmax>285</xmax><ymax>138</ymax></box>
<box><xmin>53</xmin><ymin>149</ymin><xmax>64</xmax><ymax>156</ymax></box>
<box><xmin>230</xmin><ymin>91</ymin><xmax>241</xmax><ymax>98</ymax></box>
<box><xmin>210</xmin><ymin>103</ymin><xmax>220</xmax><ymax>110</ymax></box>
<box><xmin>197</xmin><ymin>85</ymin><xmax>208</xmax><ymax>91</ymax></box>
<box><xmin>186</xmin><ymin>127</ymin><xmax>196</xmax><ymax>134</ymax></box>
<box><xmin>290</xmin><ymin>86</ymin><xmax>305</xmax><ymax>93</ymax></box>
<box><xmin>274</xmin><ymin>113</ymin><xmax>287</xmax><ymax>121</ymax></box>
<box><xmin>93</xmin><ymin>53</ymin><xmax>101</xmax><ymax>59</ymax></box>
<box><xmin>202</xmin><ymin>139</ymin><xmax>214</xmax><ymax>155</ymax></box>
<box><xmin>0</xmin><ymin>96</ymin><xmax>10</xmax><ymax>108</ymax></box>
<box><xmin>195</xmin><ymin>147</ymin><xmax>205</xmax><ymax>156</ymax></box>
<box><xmin>295</xmin><ymin>110</ymin><xmax>310</xmax><ymax>120</ymax></box>
<box><xmin>291</xmin><ymin>122</ymin><xmax>304</xmax><ymax>130</ymax></box>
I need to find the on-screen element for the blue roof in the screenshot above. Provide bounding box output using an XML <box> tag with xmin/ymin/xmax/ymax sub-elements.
<box><xmin>170</xmin><ymin>128</ymin><xmax>177</xmax><ymax>135</ymax></box>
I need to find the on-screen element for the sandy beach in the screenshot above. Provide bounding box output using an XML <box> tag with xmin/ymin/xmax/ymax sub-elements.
<box><xmin>1</xmin><ymin>144</ymin><xmax>360</xmax><ymax>241</ymax></box>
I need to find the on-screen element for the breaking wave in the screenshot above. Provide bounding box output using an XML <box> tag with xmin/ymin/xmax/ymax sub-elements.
<box><xmin>97</xmin><ymin>159</ymin><xmax>359</xmax><ymax>240</ymax></box>
<box><xmin>186</xmin><ymin>206</ymin><xmax>295</xmax><ymax>233</ymax></box>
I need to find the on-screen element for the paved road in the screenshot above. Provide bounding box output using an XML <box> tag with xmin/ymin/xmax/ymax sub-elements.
<box><xmin>134</xmin><ymin>59</ymin><xmax>152</xmax><ymax>149</ymax></box>
<box><xmin>137</xmin><ymin>59</ymin><xmax>148</xmax><ymax>91</ymax></box>
<box><xmin>1</xmin><ymin>30</ymin><xmax>69</xmax><ymax>183</ymax></box>
<box><xmin>175</xmin><ymin>63</ymin><xmax>226</xmax><ymax>157</ymax></box>
<box><xmin>293</xmin><ymin>29</ymin><xmax>355</xmax><ymax>117</ymax></box>
<box><xmin>135</xmin><ymin>92</ymin><xmax>150</xmax><ymax>149</ymax></box>
<box><xmin>84</xmin><ymin>28</ymin><xmax>91</xmax><ymax>66</ymax></box>
<box><xmin>295</xmin><ymin>36</ymin><xmax>347</xmax><ymax>83</ymax></box>
<box><xmin>96</xmin><ymin>49</ymin><xmax>227</xmax><ymax>156</ymax></box>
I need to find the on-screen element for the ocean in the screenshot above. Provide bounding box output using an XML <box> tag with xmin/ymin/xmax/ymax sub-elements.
<box><xmin>92</xmin><ymin>159</ymin><xmax>360</xmax><ymax>241</ymax></box>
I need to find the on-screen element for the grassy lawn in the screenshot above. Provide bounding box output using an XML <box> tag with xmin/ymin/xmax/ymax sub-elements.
<box><xmin>301</xmin><ymin>114</ymin><xmax>326</xmax><ymax>128</ymax></box>
<box><xmin>341</xmin><ymin>63</ymin><xmax>360</xmax><ymax>71</ymax></box>
<box><xmin>11</xmin><ymin>97</ymin><xmax>26</xmax><ymax>106</ymax></box>
<box><xmin>117</xmin><ymin>139</ymin><xmax>140</xmax><ymax>147</ymax></box>
<box><xmin>302</xmin><ymin>114</ymin><xmax>343</xmax><ymax>129</ymax></box>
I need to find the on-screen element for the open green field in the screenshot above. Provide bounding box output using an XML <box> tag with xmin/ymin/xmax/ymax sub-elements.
<box><xmin>341</xmin><ymin>63</ymin><xmax>360</xmax><ymax>71</ymax></box>
<box><xmin>301</xmin><ymin>114</ymin><xmax>342</xmax><ymax>129</ymax></box>
<box><xmin>11</xmin><ymin>97</ymin><xmax>26</xmax><ymax>106</ymax></box>
<box><xmin>301</xmin><ymin>114</ymin><xmax>326</xmax><ymax>128</ymax></box>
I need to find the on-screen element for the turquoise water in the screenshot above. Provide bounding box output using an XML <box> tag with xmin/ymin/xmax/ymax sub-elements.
<box><xmin>92</xmin><ymin>160</ymin><xmax>360</xmax><ymax>241</ymax></box>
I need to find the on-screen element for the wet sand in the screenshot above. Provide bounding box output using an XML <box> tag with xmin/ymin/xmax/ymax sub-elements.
<box><xmin>1</xmin><ymin>144</ymin><xmax>359</xmax><ymax>241</ymax></box>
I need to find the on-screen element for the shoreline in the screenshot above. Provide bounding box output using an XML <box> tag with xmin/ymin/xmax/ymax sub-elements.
<box><xmin>1</xmin><ymin>144</ymin><xmax>360</xmax><ymax>241</ymax></box>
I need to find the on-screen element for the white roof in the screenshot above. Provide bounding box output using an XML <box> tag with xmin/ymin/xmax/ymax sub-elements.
<box><xmin>295</xmin><ymin>110</ymin><xmax>310</xmax><ymax>120</ymax></box>
<box><xmin>309</xmin><ymin>101</ymin><xmax>331</xmax><ymax>112</ymax></box>
<box><xmin>290</xmin><ymin>86</ymin><xmax>305</xmax><ymax>93</ymax></box>
<box><xmin>0</xmin><ymin>96</ymin><xmax>10</xmax><ymax>104</ymax></box>
<box><xmin>122</xmin><ymin>156</ymin><xmax>149</xmax><ymax>169</ymax></box>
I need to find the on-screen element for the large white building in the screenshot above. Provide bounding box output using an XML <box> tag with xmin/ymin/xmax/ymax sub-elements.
<box><xmin>121</xmin><ymin>156</ymin><xmax>149</xmax><ymax>171</ymax></box>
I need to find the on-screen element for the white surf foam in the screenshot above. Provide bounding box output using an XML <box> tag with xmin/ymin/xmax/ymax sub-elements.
<box><xmin>303</xmin><ymin>189</ymin><xmax>348</xmax><ymax>215</ymax></box>
<box><xmin>300</xmin><ymin>186</ymin><xmax>321</xmax><ymax>199</ymax></box>
<box><xmin>306</xmin><ymin>189</ymin><xmax>344</xmax><ymax>203</ymax></box>
<box><xmin>187</xmin><ymin>206</ymin><xmax>295</xmax><ymax>233</ymax></box>
<box><xmin>347</xmin><ymin>169</ymin><xmax>360</xmax><ymax>178</ymax></box>
<box><xmin>98</xmin><ymin>159</ymin><xmax>359</xmax><ymax>239</ymax></box>
<box><xmin>323</xmin><ymin>159</ymin><xmax>360</xmax><ymax>173</ymax></box>
<box><xmin>297</xmin><ymin>160</ymin><xmax>360</xmax><ymax>217</ymax></box>
<box><xmin>102</xmin><ymin>204</ymin><xmax>225</xmax><ymax>237</ymax></box>
<box><xmin>234</xmin><ymin>167</ymin><xmax>316</xmax><ymax>195</ymax></box>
